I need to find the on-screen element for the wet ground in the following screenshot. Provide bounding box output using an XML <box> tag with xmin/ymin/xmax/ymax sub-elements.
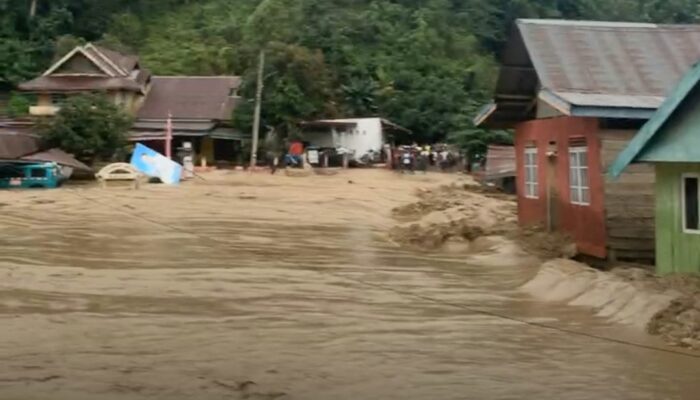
<box><xmin>1</xmin><ymin>170</ymin><xmax>699</xmax><ymax>399</ymax></box>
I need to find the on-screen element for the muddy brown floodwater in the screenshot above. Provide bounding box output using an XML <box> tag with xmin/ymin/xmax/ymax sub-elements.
<box><xmin>1</xmin><ymin>170</ymin><xmax>699</xmax><ymax>400</ymax></box>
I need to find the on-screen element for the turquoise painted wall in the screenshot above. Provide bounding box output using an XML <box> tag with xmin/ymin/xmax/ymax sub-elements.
<box><xmin>655</xmin><ymin>162</ymin><xmax>700</xmax><ymax>274</ymax></box>
<box><xmin>640</xmin><ymin>88</ymin><xmax>700</xmax><ymax>163</ymax></box>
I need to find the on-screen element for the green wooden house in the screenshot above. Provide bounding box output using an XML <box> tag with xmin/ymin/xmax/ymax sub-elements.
<box><xmin>611</xmin><ymin>63</ymin><xmax>700</xmax><ymax>275</ymax></box>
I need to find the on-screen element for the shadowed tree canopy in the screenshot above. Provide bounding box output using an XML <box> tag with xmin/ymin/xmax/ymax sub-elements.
<box><xmin>3</xmin><ymin>0</ymin><xmax>700</xmax><ymax>156</ymax></box>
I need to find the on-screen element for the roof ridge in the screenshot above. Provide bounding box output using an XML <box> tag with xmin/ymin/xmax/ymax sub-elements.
<box><xmin>152</xmin><ymin>75</ymin><xmax>241</xmax><ymax>78</ymax></box>
<box><xmin>518</xmin><ymin>19</ymin><xmax>659</xmax><ymax>28</ymax></box>
<box><xmin>84</xmin><ymin>43</ymin><xmax>127</xmax><ymax>76</ymax></box>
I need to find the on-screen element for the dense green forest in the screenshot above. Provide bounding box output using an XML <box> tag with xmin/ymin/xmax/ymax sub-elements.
<box><xmin>2</xmin><ymin>0</ymin><xmax>700</xmax><ymax>152</ymax></box>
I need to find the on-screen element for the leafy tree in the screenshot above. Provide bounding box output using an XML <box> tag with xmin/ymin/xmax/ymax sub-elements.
<box><xmin>6</xmin><ymin>92</ymin><xmax>31</xmax><ymax>117</ymax></box>
<box><xmin>39</xmin><ymin>94</ymin><xmax>131</xmax><ymax>163</ymax></box>
<box><xmin>233</xmin><ymin>42</ymin><xmax>339</xmax><ymax>137</ymax></box>
<box><xmin>6</xmin><ymin>0</ymin><xmax>700</xmax><ymax>160</ymax></box>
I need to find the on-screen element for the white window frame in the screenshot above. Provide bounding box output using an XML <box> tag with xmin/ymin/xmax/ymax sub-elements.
<box><xmin>524</xmin><ymin>147</ymin><xmax>538</xmax><ymax>199</ymax></box>
<box><xmin>569</xmin><ymin>146</ymin><xmax>590</xmax><ymax>206</ymax></box>
<box><xmin>681</xmin><ymin>173</ymin><xmax>700</xmax><ymax>235</ymax></box>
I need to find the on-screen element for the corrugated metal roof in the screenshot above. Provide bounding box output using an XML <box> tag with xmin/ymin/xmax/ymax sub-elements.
<box><xmin>19</xmin><ymin>75</ymin><xmax>144</xmax><ymax>92</ymax></box>
<box><xmin>137</xmin><ymin>76</ymin><xmax>242</xmax><ymax>120</ymax></box>
<box><xmin>477</xmin><ymin>19</ymin><xmax>700</xmax><ymax>127</ymax></box>
<box><xmin>518</xmin><ymin>19</ymin><xmax>700</xmax><ymax>100</ymax></box>
<box><xmin>483</xmin><ymin>145</ymin><xmax>516</xmax><ymax>180</ymax></box>
<box><xmin>551</xmin><ymin>92</ymin><xmax>666</xmax><ymax>109</ymax></box>
<box><xmin>0</xmin><ymin>132</ymin><xmax>39</xmax><ymax>159</ymax></box>
<box><xmin>21</xmin><ymin>148</ymin><xmax>92</xmax><ymax>171</ymax></box>
<box><xmin>132</xmin><ymin>120</ymin><xmax>216</xmax><ymax>132</ymax></box>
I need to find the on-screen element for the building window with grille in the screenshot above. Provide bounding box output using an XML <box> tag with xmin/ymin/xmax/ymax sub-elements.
<box><xmin>569</xmin><ymin>146</ymin><xmax>590</xmax><ymax>205</ymax></box>
<box><xmin>524</xmin><ymin>147</ymin><xmax>538</xmax><ymax>199</ymax></box>
<box><xmin>682</xmin><ymin>174</ymin><xmax>700</xmax><ymax>233</ymax></box>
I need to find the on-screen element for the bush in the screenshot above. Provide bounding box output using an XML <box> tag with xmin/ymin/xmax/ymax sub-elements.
<box><xmin>7</xmin><ymin>93</ymin><xmax>31</xmax><ymax>117</ymax></box>
<box><xmin>40</xmin><ymin>93</ymin><xmax>131</xmax><ymax>163</ymax></box>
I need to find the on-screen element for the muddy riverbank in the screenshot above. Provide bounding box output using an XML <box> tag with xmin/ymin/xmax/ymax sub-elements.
<box><xmin>390</xmin><ymin>183</ymin><xmax>700</xmax><ymax>351</ymax></box>
<box><xmin>1</xmin><ymin>170</ymin><xmax>699</xmax><ymax>399</ymax></box>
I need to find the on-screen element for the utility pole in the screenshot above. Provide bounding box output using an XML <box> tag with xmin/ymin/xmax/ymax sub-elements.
<box><xmin>249</xmin><ymin>49</ymin><xmax>265</xmax><ymax>169</ymax></box>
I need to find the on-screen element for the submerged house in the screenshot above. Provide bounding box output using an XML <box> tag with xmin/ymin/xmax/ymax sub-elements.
<box><xmin>19</xmin><ymin>43</ymin><xmax>150</xmax><ymax>116</ymax></box>
<box><xmin>475</xmin><ymin>19</ymin><xmax>700</xmax><ymax>262</ymax></box>
<box><xmin>129</xmin><ymin>76</ymin><xmax>247</xmax><ymax>166</ymax></box>
<box><xmin>611</xmin><ymin>63</ymin><xmax>700</xmax><ymax>274</ymax></box>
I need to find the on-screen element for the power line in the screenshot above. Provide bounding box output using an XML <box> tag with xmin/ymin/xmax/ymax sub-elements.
<box><xmin>67</xmin><ymin>188</ymin><xmax>700</xmax><ymax>360</ymax></box>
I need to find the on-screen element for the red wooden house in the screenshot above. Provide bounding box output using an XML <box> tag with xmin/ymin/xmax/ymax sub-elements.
<box><xmin>476</xmin><ymin>19</ymin><xmax>700</xmax><ymax>262</ymax></box>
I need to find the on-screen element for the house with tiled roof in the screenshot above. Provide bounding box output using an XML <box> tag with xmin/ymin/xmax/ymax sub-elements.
<box><xmin>129</xmin><ymin>76</ymin><xmax>247</xmax><ymax>165</ymax></box>
<box><xmin>19</xmin><ymin>43</ymin><xmax>151</xmax><ymax>116</ymax></box>
<box><xmin>476</xmin><ymin>19</ymin><xmax>700</xmax><ymax>263</ymax></box>
<box><xmin>19</xmin><ymin>44</ymin><xmax>248</xmax><ymax>165</ymax></box>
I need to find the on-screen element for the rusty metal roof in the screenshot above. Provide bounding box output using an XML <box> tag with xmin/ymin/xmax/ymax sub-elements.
<box><xmin>483</xmin><ymin>145</ymin><xmax>516</xmax><ymax>180</ymax></box>
<box><xmin>478</xmin><ymin>19</ymin><xmax>700</xmax><ymax>127</ymax></box>
<box><xmin>520</xmin><ymin>19</ymin><xmax>700</xmax><ymax>99</ymax></box>
<box><xmin>137</xmin><ymin>76</ymin><xmax>242</xmax><ymax>121</ymax></box>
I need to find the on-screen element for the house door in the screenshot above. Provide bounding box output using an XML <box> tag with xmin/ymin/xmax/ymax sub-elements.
<box><xmin>546</xmin><ymin>141</ymin><xmax>559</xmax><ymax>232</ymax></box>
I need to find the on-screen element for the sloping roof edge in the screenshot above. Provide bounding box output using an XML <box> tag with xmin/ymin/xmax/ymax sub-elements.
<box><xmin>43</xmin><ymin>45</ymin><xmax>116</xmax><ymax>77</ymax></box>
<box><xmin>517</xmin><ymin>19</ymin><xmax>658</xmax><ymax>28</ymax></box>
<box><xmin>609</xmin><ymin>62</ymin><xmax>700</xmax><ymax>178</ymax></box>
<box><xmin>473</xmin><ymin>102</ymin><xmax>497</xmax><ymax>127</ymax></box>
<box><xmin>84</xmin><ymin>43</ymin><xmax>127</xmax><ymax>76</ymax></box>
<box><xmin>538</xmin><ymin>89</ymin><xmax>572</xmax><ymax>115</ymax></box>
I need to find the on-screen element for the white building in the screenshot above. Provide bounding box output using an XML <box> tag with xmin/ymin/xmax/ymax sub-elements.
<box><xmin>300</xmin><ymin>118</ymin><xmax>410</xmax><ymax>162</ymax></box>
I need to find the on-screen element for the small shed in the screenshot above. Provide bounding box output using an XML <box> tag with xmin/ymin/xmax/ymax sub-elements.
<box><xmin>478</xmin><ymin>145</ymin><xmax>516</xmax><ymax>193</ymax></box>
<box><xmin>611</xmin><ymin>62</ymin><xmax>700</xmax><ymax>274</ymax></box>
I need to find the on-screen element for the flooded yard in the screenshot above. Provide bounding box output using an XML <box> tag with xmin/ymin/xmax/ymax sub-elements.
<box><xmin>0</xmin><ymin>170</ymin><xmax>698</xmax><ymax>399</ymax></box>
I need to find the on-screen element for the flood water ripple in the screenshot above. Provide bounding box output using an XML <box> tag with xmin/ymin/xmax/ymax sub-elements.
<box><xmin>0</xmin><ymin>173</ymin><xmax>699</xmax><ymax>399</ymax></box>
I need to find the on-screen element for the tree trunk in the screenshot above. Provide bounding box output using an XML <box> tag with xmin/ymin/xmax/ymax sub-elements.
<box><xmin>29</xmin><ymin>0</ymin><xmax>38</xmax><ymax>18</ymax></box>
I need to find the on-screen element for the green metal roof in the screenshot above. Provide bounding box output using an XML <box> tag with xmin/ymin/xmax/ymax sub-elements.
<box><xmin>609</xmin><ymin>62</ymin><xmax>700</xmax><ymax>178</ymax></box>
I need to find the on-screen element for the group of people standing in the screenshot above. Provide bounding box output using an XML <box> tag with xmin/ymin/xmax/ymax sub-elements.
<box><xmin>395</xmin><ymin>144</ymin><xmax>457</xmax><ymax>173</ymax></box>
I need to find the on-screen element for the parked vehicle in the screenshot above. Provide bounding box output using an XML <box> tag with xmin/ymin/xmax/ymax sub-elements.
<box><xmin>0</xmin><ymin>162</ymin><xmax>61</xmax><ymax>189</ymax></box>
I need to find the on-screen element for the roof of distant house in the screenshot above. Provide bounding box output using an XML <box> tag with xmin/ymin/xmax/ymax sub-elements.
<box><xmin>477</xmin><ymin>19</ymin><xmax>700</xmax><ymax>127</ymax></box>
<box><xmin>18</xmin><ymin>43</ymin><xmax>150</xmax><ymax>93</ymax></box>
<box><xmin>136</xmin><ymin>76</ymin><xmax>242</xmax><ymax>121</ymax></box>
<box><xmin>18</xmin><ymin>75</ymin><xmax>146</xmax><ymax>92</ymax></box>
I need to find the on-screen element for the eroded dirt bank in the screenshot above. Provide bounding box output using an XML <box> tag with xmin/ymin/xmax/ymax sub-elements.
<box><xmin>390</xmin><ymin>183</ymin><xmax>700</xmax><ymax>350</ymax></box>
<box><xmin>522</xmin><ymin>259</ymin><xmax>700</xmax><ymax>350</ymax></box>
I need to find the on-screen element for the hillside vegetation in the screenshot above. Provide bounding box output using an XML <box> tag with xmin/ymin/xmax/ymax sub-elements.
<box><xmin>2</xmin><ymin>0</ymin><xmax>699</xmax><ymax>152</ymax></box>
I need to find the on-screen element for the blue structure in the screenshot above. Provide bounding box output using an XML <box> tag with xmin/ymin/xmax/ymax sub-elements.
<box><xmin>130</xmin><ymin>143</ymin><xmax>182</xmax><ymax>185</ymax></box>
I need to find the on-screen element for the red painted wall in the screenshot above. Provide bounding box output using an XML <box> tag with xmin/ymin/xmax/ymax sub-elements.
<box><xmin>514</xmin><ymin>117</ymin><xmax>607</xmax><ymax>258</ymax></box>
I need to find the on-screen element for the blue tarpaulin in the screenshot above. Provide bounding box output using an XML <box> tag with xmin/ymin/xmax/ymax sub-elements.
<box><xmin>130</xmin><ymin>143</ymin><xmax>182</xmax><ymax>185</ymax></box>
